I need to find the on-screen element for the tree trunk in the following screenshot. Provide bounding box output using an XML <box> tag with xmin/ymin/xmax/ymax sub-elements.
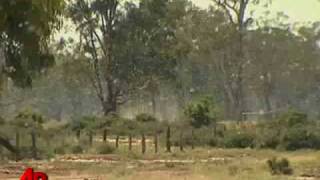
<box><xmin>150</xmin><ymin>86</ymin><xmax>158</xmax><ymax>116</ymax></box>
<box><xmin>102</xmin><ymin>99</ymin><xmax>117</xmax><ymax>116</ymax></box>
<box><xmin>103</xmin><ymin>129</ymin><xmax>108</xmax><ymax>143</ymax></box>
<box><xmin>223</xmin><ymin>93</ymin><xmax>233</xmax><ymax>120</ymax></box>
<box><xmin>31</xmin><ymin>130</ymin><xmax>37</xmax><ymax>159</ymax></box>
<box><xmin>213</xmin><ymin>122</ymin><xmax>217</xmax><ymax>137</ymax></box>
<box><xmin>115</xmin><ymin>135</ymin><xmax>119</xmax><ymax>148</ymax></box>
<box><xmin>235</xmin><ymin>0</ymin><xmax>248</xmax><ymax>122</ymax></box>
<box><xmin>141</xmin><ymin>133</ymin><xmax>146</xmax><ymax>154</ymax></box>
<box><xmin>191</xmin><ymin>129</ymin><xmax>195</xmax><ymax>150</ymax></box>
<box><xmin>76</xmin><ymin>130</ymin><xmax>81</xmax><ymax>140</ymax></box>
<box><xmin>179</xmin><ymin>132</ymin><xmax>184</xmax><ymax>152</ymax></box>
<box><xmin>264</xmin><ymin>92</ymin><xmax>273</xmax><ymax>120</ymax></box>
<box><xmin>166</xmin><ymin>126</ymin><xmax>171</xmax><ymax>152</ymax></box>
<box><xmin>129</xmin><ymin>134</ymin><xmax>132</xmax><ymax>151</ymax></box>
<box><xmin>154</xmin><ymin>133</ymin><xmax>158</xmax><ymax>154</ymax></box>
<box><xmin>102</xmin><ymin>78</ymin><xmax>118</xmax><ymax>116</ymax></box>
<box><xmin>0</xmin><ymin>136</ymin><xmax>16</xmax><ymax>154</ymax></box>
<box><xmin>15</xmin><ymin>132</ymin><xmax>20</xmax><ymax>161</ymax></box>
<box><xmin>89</xmin><ymin>132</ymin><xmax>93</xmax><ymax>146</ymax></box>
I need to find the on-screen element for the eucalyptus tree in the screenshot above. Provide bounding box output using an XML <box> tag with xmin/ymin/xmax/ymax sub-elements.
<box><xmin>69</xmin><ymin>0</ymin><xmax>192</xmax><ymax>117</ymax></box>
<box><xmin>122</xmin><ymin>0</ymin><xmax>190</xmax><ymax>116</ymax></box>
<box><xmin>69</xmin><ymin>0</ymin><xmax>129</xmax><ymax>115</ymax></box>
<box><xmin>210</xmin><ymin>0</ymin><xmax>260</xmax><ymax>120</ymax></box>
<box><xmin>245</xmin><ymin>21</ymin><xmax>320</xmax><ymax>118</ymax></box>
<box><xmin>0</xmin><ymin>0</ymin><xmax>65</xmax><ymax>153</ymax></box>
<box><xmin>0</xmin><ymin>0</ymin><xmax>65</xmax><ymax>87</ymax></box>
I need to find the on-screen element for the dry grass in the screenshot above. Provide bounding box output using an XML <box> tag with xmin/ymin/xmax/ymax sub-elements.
<box><xmin>1</xmin><ymin>148</ymin><xmax>320</xmax><ymax>180</ymax></box>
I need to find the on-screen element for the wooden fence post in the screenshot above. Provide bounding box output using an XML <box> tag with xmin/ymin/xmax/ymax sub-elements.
<box><xmin>141</xmin><ymin>133</ymin><xmax>146</xmax><ymax>154</ymax></box>
<box><xmin>166</xmin><ymin>126</ymin><xmax>171</xmax><ymax>152</ymax></box>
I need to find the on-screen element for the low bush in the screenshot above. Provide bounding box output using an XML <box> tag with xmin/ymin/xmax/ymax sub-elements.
<box><xmin>282</xmin><ymin>125</ymin><xmax>320</xmax><ymax>150</ymax></box>
<box><xmin>281</xmin><ymin>111</ymin><xmax>308</xmax><ymax>127</ymax></box>
<box><xmin>54</xmin><ymin>145</ymin><xmax>68</xmax><ymax>155</ymax></box>
<box><xmin>165</xmin><ymin>162</ymin><xmax>175</xmax><ymax>168</ymax></box>
<box><xmin>223</xmin><ymin>132</ymin><xmax>255</xmax><ymax>148</ymax></box>
<box><xmin>39</xmin><ymin>148</ymin><xmax>55</xmax><ymax>159</ymax></box>
<box><xmin>256</xmin><ymin>110</ymin><xmax>320</xmax><ymax>150</ymax></box>
<box><xmin>96</xmin><ymin>143</ymin><xmax>115</xmax><ymax>154</ymax></box>
<box><xmin>71</xmin><ymin>145</ymin><xmax>84</xmax><ymax>154</ymax></box>
<box><xmin>256</xmin><ymin>121</ymin><xmax>282</xmax><ymax>149</ymax></box>
<box><xmin>267</xmin><ymin>157</ymin><xmax>293</xmax><ymax>175</ymax></box>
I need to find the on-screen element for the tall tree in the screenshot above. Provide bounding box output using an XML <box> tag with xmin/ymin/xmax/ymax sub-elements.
<box><xmin>211</xmin><ymin>0</ymin><xmax>253</xmax><ymax>120</ymax></box>
<box><xmin>0</xmin><ymin>0</ymin><xmax>65</xmax><ymax>87</ymax></box>
<box><xmin>0</xmin><ymin>0</ymin><xmax>65</xmax><ymax>155</ymax></box>
<box><xmin>69</xmin><ymin>0</ymin><xmax>129</xmax><ymax>115</ymax></box>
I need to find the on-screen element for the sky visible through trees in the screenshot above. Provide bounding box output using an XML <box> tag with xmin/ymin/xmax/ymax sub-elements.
<box><xmin>195</xmin><ymin>0</ymin><xmax>320</xmax><ymax>23</ymax></box>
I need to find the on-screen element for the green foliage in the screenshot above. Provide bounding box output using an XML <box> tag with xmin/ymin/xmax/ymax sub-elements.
<box><xmin>54</xmin><ymin>145</ymin><xmax>67</xmax><ymax>155</ymax></box>
<box><xmin>279</xmin><ymin>110</ymin><xmax>308</xmax><ymax>127</ymax></box>
<box><xmin>184</xmin><ymin>97</ymin><xmax>216</xmax><ymax>129</ymax></box>
<box><xmin>136</xmin><ymin>113</ymin><xmax>157</xmax><ymax>123</ymax></box>
<box><xmin>12</xmin><ymin>109</ymin><xmax>46</xmax><ymax>132</ymax></box>
<box><xmin>256</xmin><ymin>120</ymin><xmax>282</xmax><ymax>149</ymax></box>
<box><xmin>96</xmin><ymin>143</ymin><xmax>116</xmax><ymax>154</ymax></box>
<box><xmin>282</xmin><ymin>125</ymin><xmax>320</xmax><ymax>150</ymax></box>
<box><xmin>135</xmin><ymin>113</ymin><xmax>159</xmax><ymax>134</ymax></box>
<box><xmin>111</xmin><ymin>116</ymin><xmax>136</xmax><ymax>135</ymax></box>
<box><xmin>256</xmin><ymin>110</ymin><xmax>320</xmax><ymax>150</ymax></box>
<box><xmin>223</xmin><ymin>131</ymin><xmax>255</xmax><ymax>148</ymax></box>
<box><xmin>71</xmin><ymin>145</ymin><xmax>84</xmax><ymax>154</ymax></box>
<box><xmin>69</xmin><ymin>116</ymin><xmax>98</xmax><ymax>137</ymax></box>
<box><xmin>0</xmin><ymin>0</ymin><xmax>65</xmax><ymax>87</ymax></box>
<box><xmin>267</xmin><ymin>157</ymin><xmax>293</xmax><ymax>175</ymax></box>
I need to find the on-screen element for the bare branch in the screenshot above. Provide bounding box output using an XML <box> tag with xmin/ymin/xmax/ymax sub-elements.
<box><xmin>212</xmin><ymin>0</ymin><xmax>236</xmax><ymax>25</ymax></box>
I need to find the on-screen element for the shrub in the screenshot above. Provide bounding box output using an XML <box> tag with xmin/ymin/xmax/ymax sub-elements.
<box><xmin>256</xmin><ymin>111</ymin><xmax>320</xmax><ymax>150</ymax></box>
<box><xmin>223</xmin><ymin>132</ymin><xmax>255</xmax><ymax>148</ymax></box>
<box><xmin>165</xmin><ymin>162</ymin><xmax>175</xmax><ymax>168</ymax></box>
<box><xmin>267</xmin><ymin>157</ymin><xmax>293</xmax><ymax>175</ymax></box>
<box><xmin>208</xmin><ymin>138</ymin><xmax>218</xmax><ymax>147</ymax></box>
<box><xmin>280</xmin><ymin>110</ymin><xmax>308</xmax><ymax>127</ymax></box>
<box><xmin>18</xmin><ymin>146</ymin><xmax>33</xmax><ymax>159</ymax></box>
<box><xmin>54</xmin><ymin>145</ymin><xmax>68</xmax><ymax>155</ymax></box>
<box><xmin>97</xmin><ymin>143</ymin><xmax>115</xmax><ymax>154</ymax></box>
<box><xmin>282</xmin><ymin>125</ymin><xmax>320</xmax><ymax>150</ymax></box>
<box><xmin>136</xmin><ymin>113</ymin><xmax>157</xmax><ymax>123</ymax></box>
<box><xmin>256</xmin><ymin>121</ymin><xmax>282</xmax><ymax>149</ymax></box>
<box><xmin>39</xmin><ymin>148</ymin><xmax>55</xmax><ymax>159</ymax></box>
<box><xmin>71</xmin><ymin>145</ymin><xmax>84</xmax><ymax>154</ymax></box>
<box><xmin>184</xmin><ymin>98</ymin><xmax>215</xmax><ymax>129</ymax></box>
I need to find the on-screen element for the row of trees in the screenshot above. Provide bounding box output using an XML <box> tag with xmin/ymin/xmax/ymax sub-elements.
<box><xmin>33</xmin><ymin>0</ymin><xmax>320</xmax><ymax>121</ymax></box>
<box><xmin>1</xmin><ymin>0</ymin><xmax>319</xmax><ymax>121</ymax></box>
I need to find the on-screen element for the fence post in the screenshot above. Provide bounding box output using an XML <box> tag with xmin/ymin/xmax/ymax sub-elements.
<box><xmin>166</xmin><ymin>126</ymin><xmax>171</xmax><ymax>152</ymax></box>
<box><xmin>103</xmin><ymin>129</ymin><xmax>108</xmax><ymax>143</ymax></box>
<box><xmin>179</xmin><ymin>131</ymin><xmax>184</xmax><ymax>152</ymax></box>
<box><xmin>129</xmin><ymin>134</ymin><xmax>132</xmax><ymax>151</ymax></box>
<box><xmin>115</xmin><ymin>135</ymin><xmax>119</xmax><ymax>148</ymax></box>
<box><xmin>141</xmin><ymin>133</ymin><xmax>146</xmax><ymax>154</ymax></box>
<box><xmin>154</xmin><ymin>133</ymin><xmax>158</xmax><ymax>153</ymax></box>
<box><xmin>191</xmin><ymin>129</ymin><xmax>195</xmax><ymax>150</ymax></box>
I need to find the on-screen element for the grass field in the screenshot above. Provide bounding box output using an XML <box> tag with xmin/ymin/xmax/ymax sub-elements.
<box><xmin>1</xmin><ymin>147</ymin><xmax>320</xmax><ymax>180</ymax></box>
